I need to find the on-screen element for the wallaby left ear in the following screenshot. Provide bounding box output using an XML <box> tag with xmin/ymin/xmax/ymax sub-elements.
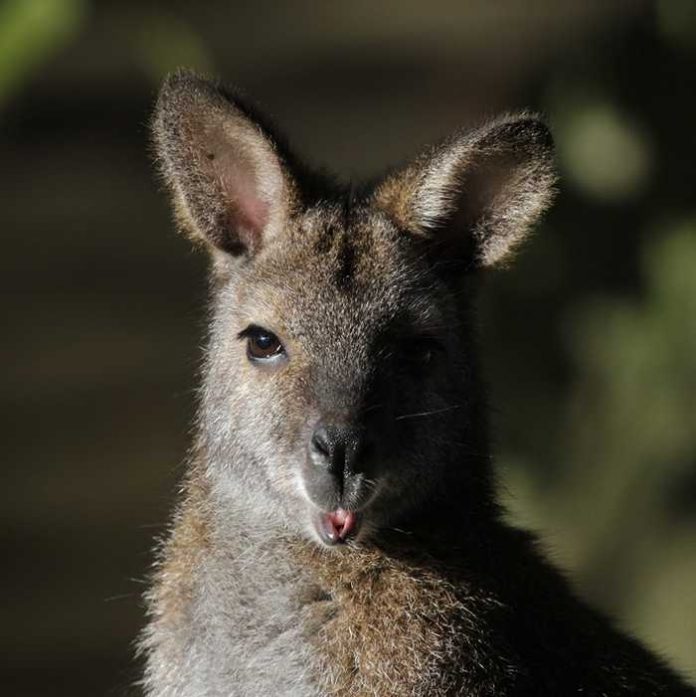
<box><xmin>152</xmin><ymin>70</ymin><xmax>299</xmax><ymax>259</ymax></box>
<box><xmin>373</xmin><ymin>114</ymin><xmax>556</xmax><ymax>269</ymax></box>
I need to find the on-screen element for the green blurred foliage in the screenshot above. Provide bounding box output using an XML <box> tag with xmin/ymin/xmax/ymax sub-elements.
<box><xmin>552</xmin><ymin>93</ymin><xmax>653</xmax><ymax>201</ymax></box>
<box><xmin>657</xmin><ymin>0</ymin><xmax>696</xmax><ymax>50</ymax></box>
<box><xmin>0</xmin><ymin>0</ymin><xmax>86</xmax><ymax>107</ymax></box>
<box><xmin>132</xmin><ymin>11</ymin><xmax>213</xmax><ymax>82</ymax></box>
<box><xmin>501</xmin><ymin>220</ymin><xmax>696</xmax><ymax>673</ymax></box>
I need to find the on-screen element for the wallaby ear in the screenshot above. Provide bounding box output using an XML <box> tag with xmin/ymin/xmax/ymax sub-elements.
<box><xmin>373</xmin><ymin>114</ymin><xmax>556</xmax><ymax>269</ymax></box>
<box><xmin>152</xmin><ymin>70</ymin><xmax>298</xmax><ymax>257</ymax></box>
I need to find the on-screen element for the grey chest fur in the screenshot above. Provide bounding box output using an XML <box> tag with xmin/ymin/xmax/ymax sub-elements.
<box><xmin>145</xmin><ymin>532</ymin><xmax>506</xmax><ymax>697</ymax></box>
<box><xmin>181</xmin><ymin>541</ymin><xmax>326</xmax><ymax>697</ymax></box>
<box><xmin>171</xmin><ymin>538</ymin><xmax>511</xmax><ymax>697</ymax></box>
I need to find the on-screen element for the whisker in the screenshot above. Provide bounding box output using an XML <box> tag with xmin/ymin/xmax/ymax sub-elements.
<box><xmin>389</xmin><ymin>527</ymin><xmax>413</xmax><ymax>536</ymax></box>
<box><xmin>362</xmin><ymin>402</ymin><xmax>385</xmax><ymax>416</ymax></box>
<box><xmin>394</xmin><ymin>404</ymin><xmax>462</xmax><ymax>421</ymax></box>
<box><xmin>361</xmin><ymin>477</ymin><xmax>379</xmax><ymax>492</ymax></box>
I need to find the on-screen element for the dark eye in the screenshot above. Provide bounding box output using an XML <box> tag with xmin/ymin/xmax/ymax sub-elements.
<box><xmin>408</xmin><ymin>336</ymin><xmax>443</xmax><ymax>367</ymax></box>
<box><xmin>239</xmin><ymin>326</ymin><xmax>285</xmax><ymax>362</ymax></box>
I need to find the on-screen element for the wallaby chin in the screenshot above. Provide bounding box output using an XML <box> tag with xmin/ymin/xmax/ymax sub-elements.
<box><xmin>141</xmin><ymin>70</ymin><xmax>695</xmax><ymax>697</ymax></box>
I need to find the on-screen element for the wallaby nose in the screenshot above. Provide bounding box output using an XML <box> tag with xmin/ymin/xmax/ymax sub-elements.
<box><xmin>310</xmin><ymin>422</ymin><xmax>366</xmax><ymax>476</ymax></box>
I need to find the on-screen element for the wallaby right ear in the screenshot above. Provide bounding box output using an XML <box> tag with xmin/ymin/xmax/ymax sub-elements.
<box><xmin>152</xmin><ymin>70</ymin><xmax>297</xmax><ymax>257</ymax></box>
<box><xmin>373</xmin><ymin>114</ymin><xmax>556</xmax><ymax>270</ymax></box>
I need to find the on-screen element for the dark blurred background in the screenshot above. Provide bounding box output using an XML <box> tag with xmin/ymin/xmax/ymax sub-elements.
<box><xmin>1</xmin><ymin>1</ymin><xmax>695</xmax><ymax>695</ymax></box>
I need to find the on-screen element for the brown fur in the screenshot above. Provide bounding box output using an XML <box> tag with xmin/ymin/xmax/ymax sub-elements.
<box><xmin>293</xmin><ymin>541</ymin><xmax>513</xmax><ymax>696</ymax></box>
<box><xmin>140</xmin><ymin>456</ymin><xmax>212</xmax><ymax>670</ymax></box>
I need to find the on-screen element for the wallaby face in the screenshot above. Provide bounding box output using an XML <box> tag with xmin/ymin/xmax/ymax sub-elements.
<box><xmin>154</xmin><ymin>72</ymin><xmax>554</xmax><ymax>547</ymax></box>
<box><xmin>204</xmin><ymin>209</ymin><xmax>467</xmax><ymax>545</ymax></box>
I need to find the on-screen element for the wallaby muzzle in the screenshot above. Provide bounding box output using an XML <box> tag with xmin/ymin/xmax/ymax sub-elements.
<box><xmin>304</xmin><ymin>420</ymin><xmax>376</xmax><ymax>544</ymax></box>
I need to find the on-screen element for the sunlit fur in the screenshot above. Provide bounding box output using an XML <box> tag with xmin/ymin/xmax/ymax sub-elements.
<box><xmin>140</xmin><ymin>70</ymin><xmax>696</xmax><ymax>696</ymax></box>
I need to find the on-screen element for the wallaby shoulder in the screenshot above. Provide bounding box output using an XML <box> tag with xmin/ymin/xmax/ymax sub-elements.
<box><xmin>291</xmin><ymin>521</ymin><xmax>692</xmax><ymax>696</ymax></box>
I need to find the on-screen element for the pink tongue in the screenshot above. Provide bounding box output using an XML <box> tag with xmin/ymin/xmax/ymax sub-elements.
<box><xmin>324</xmin><ymin>509</ymin><xmax>356</xmax><ymax>541</ymax></box>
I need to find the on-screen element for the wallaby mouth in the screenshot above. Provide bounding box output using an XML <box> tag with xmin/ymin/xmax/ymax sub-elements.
<box><xmin>315</xmin><ymin>508</ymin><xmax>359</xmax><ymax>545</ymax></box>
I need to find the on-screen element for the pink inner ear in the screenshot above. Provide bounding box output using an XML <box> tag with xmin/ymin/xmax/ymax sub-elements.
<box><xmin>222</xmin><ymin>165</ymin><xmax>269</xmax><ymax>252</ymax></box>
<box><xmin>196</xmin><ymin>118</ymin><xmax>275</xmax><ymax>256</ymax></box>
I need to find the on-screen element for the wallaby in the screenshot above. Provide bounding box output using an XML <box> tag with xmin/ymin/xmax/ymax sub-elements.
<box><xmin>141</xmin><ymin>69</ymin><xmax>695</xmax><ymax>696</ymax></box>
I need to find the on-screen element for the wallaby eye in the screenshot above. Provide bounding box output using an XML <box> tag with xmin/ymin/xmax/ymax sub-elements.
<box><xmin>238</xmin><ymin>325</ymin><xmax>285</xmax><ymax>362</ymax></box>
<box><xmin>408</xmin><ymin>336</ymin><xmax>443</xmax><ymax>368</ymax></box>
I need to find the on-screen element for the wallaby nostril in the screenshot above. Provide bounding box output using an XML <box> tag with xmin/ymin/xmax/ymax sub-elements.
<box><xmin>311</xmin><ymin>428</ymin><xmax>332</xmax><ymax>458</ymax></box>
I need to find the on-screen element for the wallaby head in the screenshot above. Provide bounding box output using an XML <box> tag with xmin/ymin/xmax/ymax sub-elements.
<box><xmin>153</xmin><ymin>70</ymin><xmax>555</xmax><ymax>548</ymax></box>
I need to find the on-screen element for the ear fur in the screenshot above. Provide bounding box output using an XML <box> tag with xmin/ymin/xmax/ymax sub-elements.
<box><xmin>373</xmin><ymin>113</ymin><xmax>556</xmax><ymax>269</ymax></box>
<box><xmin>152</xmin><ymin>70</ymin><xmax>298</xmax><ymax>257</ymax></box>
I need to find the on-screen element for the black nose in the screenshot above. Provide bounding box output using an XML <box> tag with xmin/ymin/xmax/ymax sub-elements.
<box><xmin>310</xmin><ymin>422</ymin><xmax>366</xmax><ymax>476</ymax></box>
